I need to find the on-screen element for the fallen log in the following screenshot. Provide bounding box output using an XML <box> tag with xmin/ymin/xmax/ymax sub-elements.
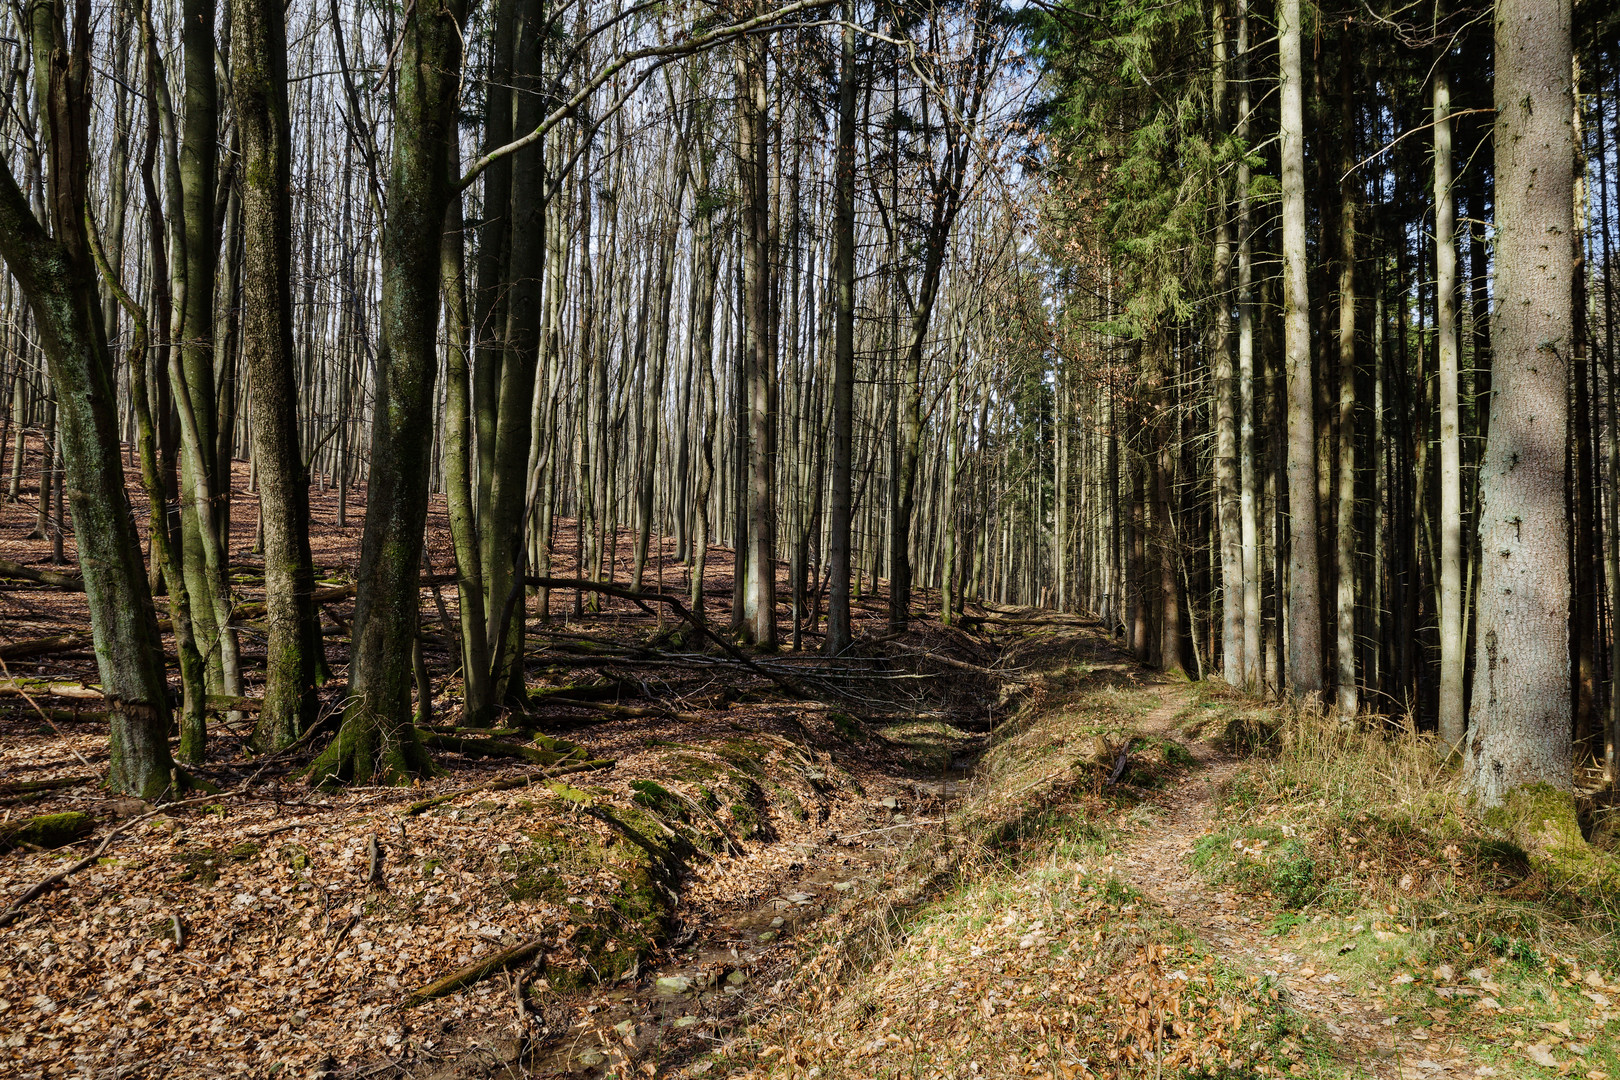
<box><xmin>542</xmin><ymin>697</ymin><xmax>707</xmax><ymax>724</ymax></box>
<box><xmin>0</xmin><ymin>776</ymin><xmax>97</xmax><ymax>796</ymax></box>
<box><xmin>528</xmin><ymin>680</ymin><xmax>631</xmax><ymax>704</ymax></box>
<box><xmin>0</xmin><ymin>558</ymin><xmax>84</xmax><ymax>591</ymax></box>
<box><xmin>402</xmin><ymin>757</ymin><xmax>615</xmax><ymax>816</ymax></box>
<box><xmin>0</xmin><ymin>635</ymin><xmax>94</xmax><ymax>662</ymax></box>
<box><xmin>205</xmin><ymin>694</ymin><xmax>263</xmax><ymax>714</ymax></box>
<box><xmin>0</xmin><ymin>811</ymin><xmax>95</xmax><ymax>853</ymax></box>
<box><xmin>0</xmin><ymin>677</ymin><xmax>104</xmax><ymax>700</ymax></box>
<box><xmin>421</xmin><ymin>732</ymin><xmax>585</xmax><ymax>766</ymax></box>
<box><xmin>0</xmin><ymin>679</ymin><xmax>265</xmax><ymax>715</ymax></box>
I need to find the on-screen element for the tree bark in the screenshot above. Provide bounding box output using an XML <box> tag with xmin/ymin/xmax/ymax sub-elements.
<box><xmin>1462</xmin><ymin>0</ymin><xmax>1574</xmax><ymax>808</ymax></box>
<box><xmin>1434</xmin><ymin>20</ymin><xmax>1465</xmax><ymax>749</ymax></box>
<box><xmin>0</xmin><ymin>0</ymin><xmax>175</xmax><ymax>798</ymax></box>
<box><xmin>233</xmin><ymin>0</ymin><xmax>322</xmax><ymax>750</ymax></box>
<box><xmin>1334</xmin><ymin>22</ymin><xmax>1358</xmax><ymax>716</ymax></box>
<box><xmin>825</xmin><ymin>0</ymin><xmax>857</xmax><ymax>657</ymax></box>
<box><xmin>309</xmin><ymin>0</ymin><xmax>467</xmax><ymax>786</ymax></box>
<box><xmin>1236</xmin><ymin>0</ymin><xmax>1261</xmax><ymax>693</ymax></box>
<box><xmin>1279</xmin><ymin>0</ymin><xmax>1323</xmax><ymax>697</ymax></box>
<box><xmin>1211</xmin><ymin>0</ymin><xmax>1243</xmax><ymax>685</ymax></box>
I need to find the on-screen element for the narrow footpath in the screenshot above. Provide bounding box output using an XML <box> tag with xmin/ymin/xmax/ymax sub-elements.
<box><xmin>1108</xmin><ymin>678</ymin><xmax>1486</xmax><ymax>1080</ymax></box>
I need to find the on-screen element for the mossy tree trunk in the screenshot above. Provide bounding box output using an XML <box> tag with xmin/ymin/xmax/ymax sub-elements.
<box><xmin>0</xmin><ymin>0</ymin><xmax>175</xmax><ymax>799</ymax></box>
<box><xmin>175</xmin><ymin>0</ymin><xmax>242</xmax><ymax>726</ymax></box>
<box><xmin>233</xmin><ymin>0</ymin><xmax>322</xmax><ymax>750</ymax></box>
<box><xmin>480</xmin><ymin>0</ymin><xmax>546</xmax><ymax>708</ymax></box>
<box><xmin>308</xmin><ymin>0</ymin><xmax>467</xmax><ymax>786</ymax></box>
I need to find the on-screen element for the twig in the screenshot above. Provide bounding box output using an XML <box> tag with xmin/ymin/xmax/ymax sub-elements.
<box><xmin>526</xmin><ymin>577</ymin><xmax>811</xmax><ymax>698</ymax></box>
<box><xmin>837</xmin><ymin>818</ymin><xmax>946</xmax><ymax>840</ymax></box>
<box><xmin>0</xmin><ymin>787</ymin><xmax>249</xmax><ymax>928</ymax></box>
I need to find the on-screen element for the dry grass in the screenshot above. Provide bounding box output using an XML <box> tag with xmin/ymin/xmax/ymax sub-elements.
<box><xmin>1186</xmin><ymin>685</ymin><xmax>1620</xmax><ymax>1078</ymax></box>
<box><xmin>675</xmin><ymin>634</ymin><xmax>1318</xmax><ymax>1080</ymax></box>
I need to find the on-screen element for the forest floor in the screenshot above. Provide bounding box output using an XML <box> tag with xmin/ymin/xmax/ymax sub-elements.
<box><xmin>2</xmin><ymin>452</ymin><xmax>1620</xmax><ymax>1079</ymax></box>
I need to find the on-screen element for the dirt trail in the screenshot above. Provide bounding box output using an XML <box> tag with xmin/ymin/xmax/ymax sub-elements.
<box><xmin>1108</xmin><ymin>677</ymin><xmax>1480</xmax><ymax>1080</ymax></box>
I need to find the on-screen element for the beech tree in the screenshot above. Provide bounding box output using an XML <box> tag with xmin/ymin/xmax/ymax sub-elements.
<box><xmin>0</xmin><ymin>0</ymin><xmax>174</xmax><ymax>797</ymax></box>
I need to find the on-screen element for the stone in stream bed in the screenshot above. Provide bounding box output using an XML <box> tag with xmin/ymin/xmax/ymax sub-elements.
<box><xmin>656</xmin><ymin>975</ymin><xmax>694</xmax><ymax>996</ymax></box>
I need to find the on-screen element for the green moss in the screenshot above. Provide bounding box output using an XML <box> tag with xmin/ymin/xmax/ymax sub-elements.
<box><xmin>500</xmin><ymin>819</ymin><xmax>676</xmax><ymax>987</ymax></box>
<box><xmin>0</xmin><ymin>811</ymin><xmax>94</xmax><ymax>852</ymax></box>
<box><xmin>545</xmin><ymin>781</ymin><xmax>595</xmax><ymax>805</ymax></box>
<box><xmin>709</xmin><ymin>739</ymin><xmax>772</xmax><ymax>776</ymax></box>
<box><xmin>171</xmin><ymin>848</ymin><xmax>222</xmax><ymax>886</ymax></box>
<box><xmin>1484</xmin><ymin>783</ymin><xmax>1620</xmax><ymax>894</ymax></box>
<box><xmin>281</xmin><ymin>844</ymin><xmax>310</xmax><ymax>873</ymax></box>
<box><xmin>831</xmin><ymin>712</ymin><xmax>866</xmax><ymax>742</ymax></box>
<box><xmin>630</xmin><ymin>779</ymin><xmax>689</xmax><ymax>821</ymax></box>
<box><xmin>728</xmin><ymin>800</ymin><xmax>761</xmax><ymax>838</ymax></box>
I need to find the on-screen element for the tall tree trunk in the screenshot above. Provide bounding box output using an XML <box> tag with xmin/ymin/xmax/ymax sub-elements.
<box><xmin>1155</xmin><ymin>338</ymin><xmax>1184</xmax><ymax>676</ymax></box>
<box><xmin>177</xmin><ymin>0</ymin><xmax>237</xmax><ymax>713</ymax></box>
<box><xmin>738</xmin><ymin>24</ymin><xmax>776</xmax><ymax>649</ymax></box>
<box><xmin>1236</xmin><ymin>0</ymin><xmax>1261</xmax><ymax>693</ymax></box>
<box><xmin>1279</xmin><ymin>0</ymin><xmax>1323</xmax><ymax>697</ymax></box>
<box><xmin>233</xmin><ymin>0</ymin><xmax>322</xmax><ymax>750</ymax></box>
<box><xmin>442</xmin><ymin>152</ymin><xmax>491</xmax><ymax>720</ymax></box>
<box><xmin>1334</xmin><ymin>23</ymin><xmax>1358</xmax><ymax>716</ymax></box>
<box><xmin>1461</xmin><ymin>0</ymin><xmax>1574</xmax><ymax>809</ymax></box>
<box><xmin>2</xmin><ymin>0</ymin><xmax>175</xmax><ymax>798</ymax></box>
<box><xmin>1435</xmin><ymin>17</ymin><xmax>1465</xmax><ymax>749</ymax></box>
<box><xmin>309</xmin><ymin>0</ymin><xmax>466</xmax><ymax>786</ymax></box>
<box><xmin>481</xmin><ymin>0</ymin><xmax>546</xmax><ymax>705</ymax></box>
<box><xmin>1212</xmin><ymin>0</ymin><xmax>1243</xmax><ymax>684</ymax></box>
<box><xmin>825</xmin><ymin>0</ymin><xmax>857</xmax><ymax>657</ymax></box>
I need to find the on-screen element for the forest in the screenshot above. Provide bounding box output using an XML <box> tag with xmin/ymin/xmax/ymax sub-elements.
<box><xmin>2</xmin><ymin>0</ymin><xmax>1619</xmax><ymax>1076</ymax></box>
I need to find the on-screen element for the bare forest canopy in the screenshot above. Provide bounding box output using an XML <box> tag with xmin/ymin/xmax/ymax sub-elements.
<box><xmin>0</xmin><ymin>0</ymin><xmax>1616</xmax><ymax>836</ymax></box>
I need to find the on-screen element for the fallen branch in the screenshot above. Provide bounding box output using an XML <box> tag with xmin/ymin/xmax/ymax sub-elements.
<box><xmin>0</xmin><ymin>578</ymin><xmax>445</xmax><ymax>662</ymax></box>
<box><xmin>526</xmin><ymin>577</ymin><xmax>810</xmax><ymax>699</ymax></box>
<box><xmin>836</xmin><ymin>818</ymin><xmax>946</xmax><ymax>840</ymax></box>
<box><xmin>402</xmin><ymin>937</ymin><xmax>547</xmax><ymax>1008</ymax></box>
<box><xmin>0</xmin><ymin>775</ymin><xmax>97</xmax><ymax>796</ymax></box>
<box><xmin>0</xmin><ymin>787</ymin><xmax>248</xmax><ymax>929</ymax></box>
<box><xmin>402</xmin><ymin>758</ymin><xmax>615</xmax><ymax>816</ymax></box>
<box><xmin>0</xmin><ymin>558</ymin><xmax>84</xmax><ymax>591</ymax></box>
<box><xmin>884</xmin><ymin>647</ymin><xmax>1026</xmax><ymax>682</ymax></box>
<box><xmin>0</xmin><ymin>776</ymin><xmax>98</xmax><ymax>806</ymax></box>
